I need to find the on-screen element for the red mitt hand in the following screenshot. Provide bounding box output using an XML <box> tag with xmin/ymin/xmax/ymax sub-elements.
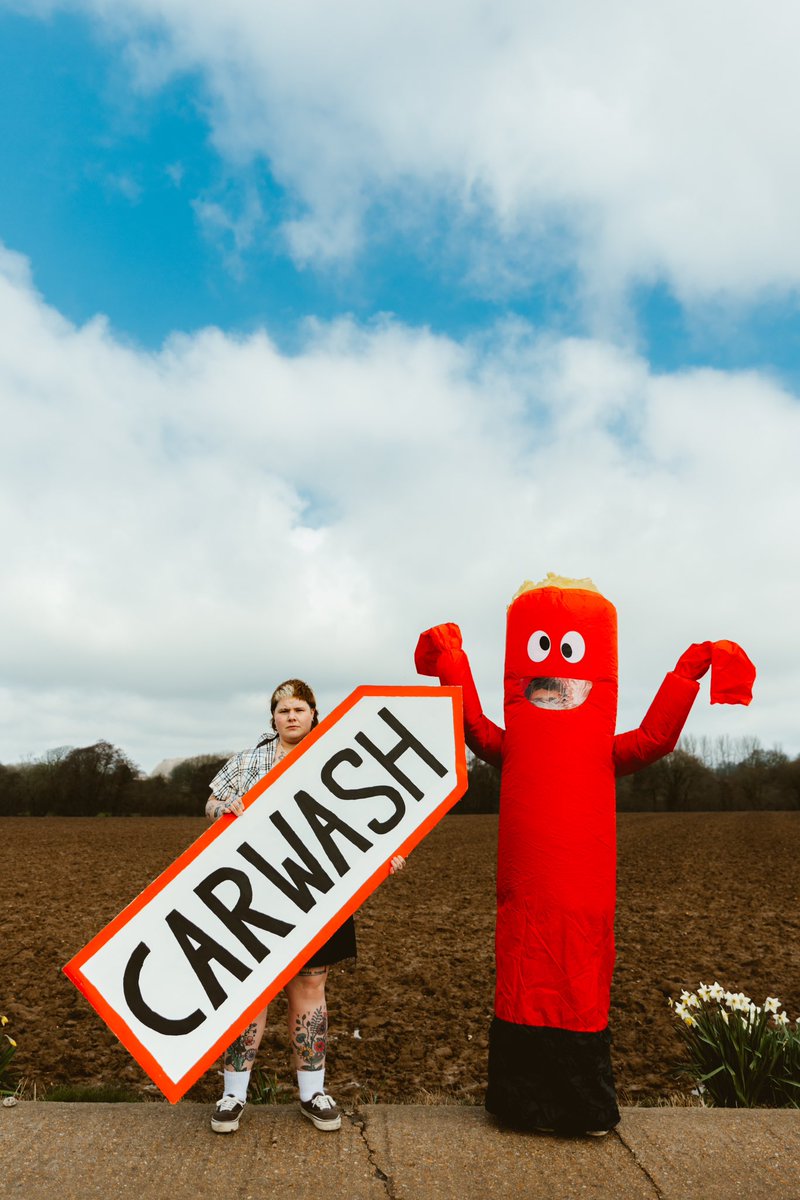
<box><xmin>710</xmin><ymin>640</ymin><xmax>756</xmax><ymax>705</ymax></box>
<box><xmin>674</xmin><ymin>640</ymin><xmax>756</xmax><ymax>704</ymax></box>
<box><xmin>414</xmin><ymin>623</ymin><xmax>463</xmax><ymax>677</ymax></box>
<box><xmin>674</xmin><ymin>642</ymin><xmax>713</xmax><ymax>681</ymax></box>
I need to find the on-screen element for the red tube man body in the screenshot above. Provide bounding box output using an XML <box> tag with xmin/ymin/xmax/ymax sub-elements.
<box><xmin>416</xmin><ymin>574</ymin><xmax>755</xmax><ymax>1134</ymax></box>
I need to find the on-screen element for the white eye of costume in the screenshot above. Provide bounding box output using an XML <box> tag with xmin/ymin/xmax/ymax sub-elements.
<box><xmin>527</xmin><ymin>631</ymin><xmax>552</xmax><ymax>662</ymax></box>
<box><xmin>560</xmin><ymin>631</ymin><xmax>586</xmax><ymax>663</ymax></box>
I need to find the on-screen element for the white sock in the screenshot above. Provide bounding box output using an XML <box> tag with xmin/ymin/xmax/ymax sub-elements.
<box><xmin>297</xmin><ymin>1068</ymin><xmax>325</xmax><ymax>1102</ymax></box>
<box><xmin>223</xmin><ymin>1069</ymin><xmax>250</xmax><ymax>1103</ymax></box>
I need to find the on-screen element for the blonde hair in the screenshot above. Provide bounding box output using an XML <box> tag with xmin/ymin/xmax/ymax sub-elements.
<box><xmin>511</xmin><ymin>572</ymin><xmax>599</xmax><ymax>605</ymax></box>
<box><xmin>270</xmin><ymin>679</ymin><xmax>319</xmax><ymax>730</ymax></box>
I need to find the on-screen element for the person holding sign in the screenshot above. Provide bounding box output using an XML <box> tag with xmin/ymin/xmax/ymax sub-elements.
<box><xmin>205</xmin><ymin>678</ymin><xmax>404</xmax><ymax>1135</ymax></box>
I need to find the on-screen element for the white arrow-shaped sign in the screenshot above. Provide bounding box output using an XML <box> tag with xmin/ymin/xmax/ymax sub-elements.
<box><xmin>64</xmin><ymin>686</ymin><xmax>466</xmax><ymax>1101</ymax></box>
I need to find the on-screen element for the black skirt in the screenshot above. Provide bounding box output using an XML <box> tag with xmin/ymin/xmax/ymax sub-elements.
<box><xmin>301</xmin><ymin>914</ymin><xmax>357</xmax><ymax>969</ymax></box>
<box><xmin>485</xmin><ymin>1017</ymin><xmax>620</xmax><ymax>1134</ymax></box>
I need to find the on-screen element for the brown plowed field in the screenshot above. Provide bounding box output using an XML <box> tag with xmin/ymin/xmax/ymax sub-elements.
<box><xmin>2</xmin><ymin>813</ymin><xmax>797</xmax><ymax>1105</ymax></box>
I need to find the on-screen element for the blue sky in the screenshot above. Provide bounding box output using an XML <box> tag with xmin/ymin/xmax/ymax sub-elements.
<box><xmin>4</xmin><ymin>5</ymin><xmax>800</xmax><ymax>374</ymax></box>
<box><xmin>0</xmin><ymin>8</ymin><xmax>505</xmax><ymax>346</ymax></box>
<box><xmin>1</xmin><ymin>1</ymin><xmax>798</xmax><ymax>769</ymax></box>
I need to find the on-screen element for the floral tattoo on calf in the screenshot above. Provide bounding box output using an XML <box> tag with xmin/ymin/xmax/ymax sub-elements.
<box><xmin>292</xmin><ymin>1006</ymin><xmax>328</xmax><ymax>1071</ymax></box>
<box><xmin>224</xmin><ymin>1020</ymin><xmax>260</xmax><ymax>1072</ymax></box>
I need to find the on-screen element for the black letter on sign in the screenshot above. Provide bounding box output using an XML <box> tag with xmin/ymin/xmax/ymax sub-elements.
<box><xmin>123</xmin><ymin>941</ymin><xmax>206</xmax><ymax>1036</ymax></box>
<box><xmin>238</xmin><ymin>824</ymin><xmax>334</xmax><ymax>914</ymax></box>
<box><xmin>194</xmin><ymin>867</ymin><xmax>295</xmax><ymax>962</ymax></box>
<box><xmin>321</xmin><ymin>748</ymin><xmax>406</xmax><ymax>835</ymax></box>
<box><xmin>294</xmin><ymin>790</ymin><xmax>373</xmax><ymax>877</ymax></box>
<box><xmin>165</xmin><ymin>909</ymin><xmax>252</xmax><ymax>1011</ymax></box>
<box><xmin>355</xmin><ymin>707</ymin><xmax>448</xmax><ymax>800</ymax></box>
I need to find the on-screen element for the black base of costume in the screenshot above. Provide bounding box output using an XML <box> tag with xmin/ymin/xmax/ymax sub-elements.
<box><xmin>302</xmin><ymin>914</ymin><xmax>357</xmax><ymax>969</ymax></box>
<box><xmin>485</xmin><ymin>1017</ymin><xmax>620</xmax><ymax>1135</ymax></box>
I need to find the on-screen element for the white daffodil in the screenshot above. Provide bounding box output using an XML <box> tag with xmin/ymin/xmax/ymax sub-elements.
<box><xmin>698</xmin><ymin>983</ymin><xmax>712</xmax><ymax>1002</ymax></box>
<box><xmin>720</xmin><ymin>1009</ymin><xmax>730</xmax><ymax>1025</ymax></box>
<box><xmin>683</xmin><ymin>1013</ymin><xmax>697</xmax><ymax>1027</ymax></box>
<box><xmin>709</xmin><ymin>982</ymin><xmax>725</xmax><ymax>1001</ymax></box>
<box><xmin>674</xmin><ymin>1002</ymin><xmax>688</xmax><ymax>1019</ymax></box>
<box><xmin>774</xmin><ymin>1011</ymin><xmax>790</xmax><ymax>1027</ymax></box>
<box><xmin>764</xmin><ymin>997</ymin><xmax>781</xmax><ymax>1014</ymax></box>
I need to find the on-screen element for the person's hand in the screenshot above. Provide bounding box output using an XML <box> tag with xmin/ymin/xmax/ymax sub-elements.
<box><xmin>388</xmin><ymin>855</ymin><xmax>406</xmax><ymax>875</ymax></box>
<box><xmin>215</xmin><ymin>796</ymin><xmax>245</xmax><ymax>819</ymax></box>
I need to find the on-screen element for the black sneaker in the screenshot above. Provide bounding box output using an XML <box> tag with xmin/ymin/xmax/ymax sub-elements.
<box><xmin>299</xmin><ymin>1091</ymin><xmax>342</xmax><ymax>1131</ymax></box>
<box><xmin>211</xmin><ymin>1094</ymin><xmax>246</xmax><ymax>1133</ymax></box>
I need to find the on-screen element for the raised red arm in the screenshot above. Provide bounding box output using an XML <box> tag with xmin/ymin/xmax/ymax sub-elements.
<box><xmin>613</xmin><ymin>672</ymin><xmax>699</xmax><ymax>776</ymax></box>
<box><xmin>613</xmin><ymin>640</ymin><xmax>755</xmax><ymax>777</ymax></box>
<box><xmin>415</xmin><ymin>623</ymin><xmax>504</xmax><ymax>768</ymax></box>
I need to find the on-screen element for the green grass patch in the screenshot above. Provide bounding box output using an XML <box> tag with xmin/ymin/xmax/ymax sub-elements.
<box><xmin>248</xmin><ymin>1068</ymin><xmax>295</xmax><ymax>1105</ymax></box>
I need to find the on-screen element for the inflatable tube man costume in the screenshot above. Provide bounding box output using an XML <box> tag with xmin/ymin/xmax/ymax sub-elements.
<box><xmin>415</xmin><ymin>574</ymin><xmax>755</xmax><ymax>1134</ymax></box>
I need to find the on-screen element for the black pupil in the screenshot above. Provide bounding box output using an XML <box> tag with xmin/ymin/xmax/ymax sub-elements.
<box><xmin>540</xmin><ymin>635</ymin><xmax>550</xmax><ymax>651</ymax></box>
<box><xmin>562</xmin><ymin>642</ymin><xmax>572</xmax><ymax>659</ymax></box>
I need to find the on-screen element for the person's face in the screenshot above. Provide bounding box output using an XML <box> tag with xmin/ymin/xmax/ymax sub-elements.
<box><xmin>273</xmin><ymin>696</ymin><xmax>315</xmax><ymax>745</ymax></box>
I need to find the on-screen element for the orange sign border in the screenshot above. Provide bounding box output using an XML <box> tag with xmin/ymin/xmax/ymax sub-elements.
<box><xmin>63</xmin><ymin>685</ymin><xmax>466</xmax><ymax>1102</ymax></box>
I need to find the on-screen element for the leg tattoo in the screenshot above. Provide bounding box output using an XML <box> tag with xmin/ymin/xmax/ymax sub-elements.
<box><xmin>286</xmin><ymin>965</ymin><xmax>329</xmax><ymax>1073</ymax></box>
<box><xmin>292</xmin><ymin>1005</ymin><xmax>328</xmax><ymax>1072</ymax></box>
<box><xmin>224</xmin><ymin>1020</ymin><xmax>261</xmax><ymax>1072</ymax></box>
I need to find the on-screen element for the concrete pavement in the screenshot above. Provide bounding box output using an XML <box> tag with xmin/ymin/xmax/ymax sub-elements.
<box><xmin>2</xmin><ymin>1102</ymin><xmax>799</xmax><ymax>1200</ymax></box>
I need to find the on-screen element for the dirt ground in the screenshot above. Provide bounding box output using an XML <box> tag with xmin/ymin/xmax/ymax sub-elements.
<box><xmin>1</xmin><ymin>813</ymin><xmax>797</xmax><ymax>1105</ymax></box>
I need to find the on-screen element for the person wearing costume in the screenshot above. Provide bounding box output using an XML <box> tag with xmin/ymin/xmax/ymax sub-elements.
<box><xmin>205</xmin><ymin>677</ymin><xmax>404</xmax><ymax>1134</ymax></box>
<box><xmin>415</xmin><ymin>574</ymin><xmax>755</xmax><ymax>1136</ymax></box>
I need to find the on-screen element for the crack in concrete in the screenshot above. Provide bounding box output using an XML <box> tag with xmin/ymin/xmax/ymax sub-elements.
<box><xmin>347</xmin><ymin>1108</ymin><xmax>397</xmax><ymax>1200</ymax></box>
<box><xmin>614</xmin><ymin>1128</ymin><xmax>666</xmax><ymax>1200</ymax></box>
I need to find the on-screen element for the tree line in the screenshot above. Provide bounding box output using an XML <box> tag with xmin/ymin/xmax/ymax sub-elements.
<box><xmin>0</xmin><ymin>743</ymin><xmax>228</xmax><ymax>818</ymax></box>
<box><xmin>0</xmin><ymin>735</ymin><xmax>797</xmax><ymax>817</ymax></box>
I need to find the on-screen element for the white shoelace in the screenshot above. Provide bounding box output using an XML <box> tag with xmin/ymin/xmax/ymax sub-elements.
<box><xmin>310</xmin><ymin>1092</ymin><xmax>336</xmax><ymax>1110</ymax></box>
<box><xmin>217</xmin><ymin>1094</ymin><xmax>243</xmax><ymax>1111</ymax></box>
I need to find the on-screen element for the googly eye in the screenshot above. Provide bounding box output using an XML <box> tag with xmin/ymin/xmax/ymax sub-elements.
<box><xmin>527</xmin><ymin>630</ymin><xmax>552</xmax><ymax>663</ymax></box>
<box><xmin>560</xmin><ymin>631</ymin><xmax>586</xmax><ymax>663</ymax></box>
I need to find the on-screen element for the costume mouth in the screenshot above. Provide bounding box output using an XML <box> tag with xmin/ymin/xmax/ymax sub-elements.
<box><xmin>525</xmin><ymin>677</ymin><xmax>592</xmax><ymax>710</ymax></box>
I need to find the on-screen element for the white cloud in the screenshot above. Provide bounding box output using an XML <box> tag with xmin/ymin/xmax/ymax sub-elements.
<box><xmin>192</xmin><ymin>182</ymin><xmax>265</xmax><ymax>273</ymax></box>
<box><xmin>30</xmin><ymin>0</ymin><xmax>800</xmax><ymax>302</ymax></box>
<box><xmin>1</xmin><ymin>245</ymin><xmax>797</xmax><ymax>768</ymax></box>
<box><xmin>103</xmin><ymin>171</ymin><xmax>143</xmax><ymax>204</ymax></box>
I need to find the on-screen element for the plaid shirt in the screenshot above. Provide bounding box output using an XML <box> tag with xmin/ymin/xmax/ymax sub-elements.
<box><xmin>209</xmin><ymin>732</ymin><xmax>279</xmax><ymax>802</ymax></box>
